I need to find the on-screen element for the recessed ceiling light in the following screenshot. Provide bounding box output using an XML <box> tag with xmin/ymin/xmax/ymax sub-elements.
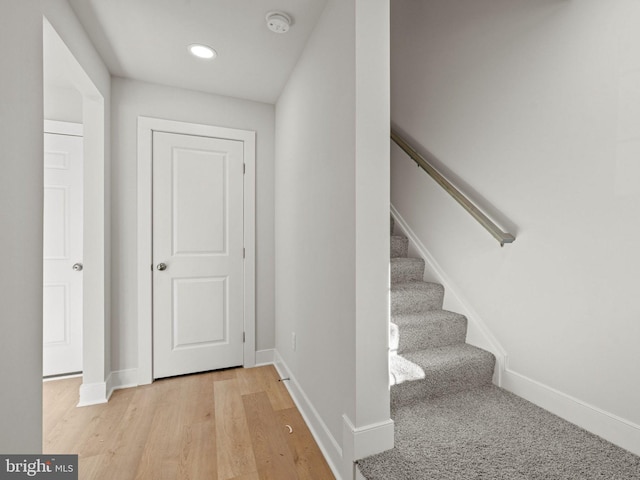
<box><xmin>188</xmin><ymin>44</ymin><xmax>217</xmax><ymax>59</ymax></box>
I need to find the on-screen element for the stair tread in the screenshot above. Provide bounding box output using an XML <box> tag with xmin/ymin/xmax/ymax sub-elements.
<box><xmin>393</xmin><ymin>310</ymin><xmax>466</xmax><ymax>326</ymax></box>
<box><xmin>391</xmin><ymin>282</ymin><xmax>444</xmax><ymax>299</ymax></box>
<box><xmin>404</xmin><ymin>343</ymin><xmax>494</xmax><ymax>368</ymax></box>
<box><xmin>390</xmin><ymin>257</ymin><xmax>423</xmax><ymax>264</ymax></box>
<box><xmin>391</xmin><ymin>280</ymin><xmax>442</xmax><ymax>292</ymax></box>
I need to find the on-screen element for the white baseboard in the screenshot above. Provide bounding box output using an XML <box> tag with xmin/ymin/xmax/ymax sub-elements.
<box><xmin>390</xmin><ymin>205</ymin><xmax>506</xmax><ymax>384</ymax></box>
<box><xmin>342</xmin><ymin>414</ymin><xmax>394</xmax><ymax>461</ymax></box>
<box><xmin>502</xmin><ymin>366</ymin><xmax>640</xmax><ymax>457</ymax></box>
<box><xmin>273</xmin><ymin>350</ymin><xmax>345</xmax><ymax>479</ymax></box>
<box><xmin>106</xmin><ymin>368</ymin><xmax>138</xmax><ymax>398</ymax></box>
<box><xmin>77</xmin><ymin>368</ymin><xmax>138</xmax><ymax>407</ymax></box>
<box><xmin>77</xmin><ymin>351</ymin><xmax>277</xmax><ymax>408</ymax></box>
<box><xmin>94</xmin><ymin>354</ymin><xmax>275</xmax><ymax>403</ymax></box>
<box><xmin>42</xmin><ymin>373</ymin><xmax>82</xmax><ymax>382</ymax></box>
<box><xmin>77</xmin><ymin>381</ymin><xmax>108</xmax><ymax>406</ymax></box>
<box><xmin>273</xmin><ymin>350</ymin><xmax>393</xmax><ymax>480</ymax></box>
<box><xmin>255</xmin><ymin>349</ymin><xmax>275</xmax><ymax>366</ymax></box>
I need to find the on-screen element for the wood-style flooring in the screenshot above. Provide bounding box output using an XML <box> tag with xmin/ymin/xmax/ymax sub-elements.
<box><xmin>43</xmin><ymin>365</ymin><xmax>335</xmax><ymax>480</ymax></box>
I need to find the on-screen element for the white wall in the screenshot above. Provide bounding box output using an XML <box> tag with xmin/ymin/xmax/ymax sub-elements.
<box><xmin>0</xmin><ymin>0</ymin><xmax>111</xmax><ymax>451</ymax></box>
<box><xmin>275</xmin><ymin>0</ymin><xmax>392</xmax><ymax>477</ymax></box>
<box><xmin>44</xmin><ymin>85</ymin><xmax>83</xmax><ymax>123</ymax></box>
<box><xmin>110</xmin><ymin>77</ymin><xmax>275</xmax><ymax>372</ymax></box>
<box><xmin>0</xmin><ymin>0</ymin><xmax>44</xmax><ymax>453</ymax></box>
<box><xmin>391</xmin><ymin>0</ymin><xmax>640</xmax><ymax>452</ymax></box>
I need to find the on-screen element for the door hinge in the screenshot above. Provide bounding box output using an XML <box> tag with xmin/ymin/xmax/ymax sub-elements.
<box><xmin>243</xmin><ymin>332</ymin><xmax>246</xmax><ymax>343</ymax></box>
<box><xmin>243</xmin><ymin>163</ymin><xmax>246</xmax><ymax>174</ymax></box>
<box><xmin>243</xmin><ymin>247</ymin><xmax>246</xmax><ymax>258</ymax></box>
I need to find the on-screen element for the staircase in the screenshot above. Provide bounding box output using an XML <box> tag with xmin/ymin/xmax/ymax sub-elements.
<box><xmin>357</xmin><ymin>217</ymin><xmax>640</xmax><ymax>480</ymax></box>
<box><xmin>388</xmin><ymin>216</ymin><xmax>496</xmax><ymax>408</ymax></box>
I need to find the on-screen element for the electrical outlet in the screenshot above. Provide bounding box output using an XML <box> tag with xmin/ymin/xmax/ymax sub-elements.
<box><xmin>291</xmin><ymin>332</ymin><xmax>297</xmax><ymax>351</ymax></box>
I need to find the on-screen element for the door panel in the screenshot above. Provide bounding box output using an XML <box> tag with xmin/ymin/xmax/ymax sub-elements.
<box><xmin>173</xmin><ymin>150</ymin><xmax>226</xmax><ymax>255</ymax></box>
<box><xmin>172</xmin><ymin>276</ymin><xmax>227</xmax><ymax>348</ymax></box>
<box><xmin>153</xmin><ymin>131</ymin><xmax>244</xmax><ymax>379</ymax></box>
<box><xmin>43</xmin><ymin>132</ymin><xmax>83</xmax><ymax>377</ymax></box>
<box><xmin>43</xmin><ymin>284</ymin><xmax>68</xmax><ymax>344</ymax></box>
<box><xmin>43</xmin><ymin>187</ymin><xmax>68</xmax><ymax>258</ymax></box>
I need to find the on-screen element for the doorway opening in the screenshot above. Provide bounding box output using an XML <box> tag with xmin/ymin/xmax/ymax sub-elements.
<box><xmin>43</xmin><ymin>17</ymin><xmax>107</xmax><ymax>406</ymax></box>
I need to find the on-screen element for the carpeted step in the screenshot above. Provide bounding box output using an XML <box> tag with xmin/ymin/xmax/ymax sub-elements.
<box><xmin>391</xmin><ymin>311</ymin><xmax>467</xmax><ymax>353</ymax></box>
<box><xmin>390</xmin><ymin>216</ymin><xmax>394</xmax><ymax>235</ymax></box>
<box><xmin>391</xmin><ymin>281</ymin><xmax>444</xmax><ymax>314</ymax></box>
<box><xmin>391</xmin><ymin>257</ymin><xmax>424</xmax><ymax>283</ymax></box>
<box><xmin>390</xmin><ymin>344</ymin><xmax>495</xmax><ymax>407</ymax></box>
<box><xmin>390</xmin><ymin>235</ymin><xmax>409</xmax><ymax>258</ymax></box>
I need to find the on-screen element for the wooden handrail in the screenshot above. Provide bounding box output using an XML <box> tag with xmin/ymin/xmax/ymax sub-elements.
<box><xmin>391</xmin><ymin>130</ymin><xmax>515</xmax><ymax>246</ymax></box>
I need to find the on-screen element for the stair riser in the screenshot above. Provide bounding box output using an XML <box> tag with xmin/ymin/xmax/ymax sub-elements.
<box><xmin>391</xmin><ymin>284</ymin><xmax>444</xmax><ymax>314</ymax></box>
<box><xmin>391</xmin><ymin>355</ymin><xmax>495</xmax><ymax>407</ymax></box>
<box><xmin>390</xmin><ymin>216</ymin><xmax>394</xmax><ymax>235</ymax></box>
<box><xmin>391</xmin><ymin>260</ymin><xmax>424</xmax><ymax>283</ymax></box>
<box><xmin>391</xmin><ymin>236</ymin><xmax>409</xmax><ymax>258</ymax></box>
<box><xmin>394</xmin><ymin>317</ymin><xmax>467</xmax><ymax>353</ymax></box>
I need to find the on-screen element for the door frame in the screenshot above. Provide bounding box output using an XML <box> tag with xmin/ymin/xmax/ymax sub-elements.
<box><xmin>137</xmin><ymin>116</ymin><xmax>256</xmax><ymax>385</ymax></box>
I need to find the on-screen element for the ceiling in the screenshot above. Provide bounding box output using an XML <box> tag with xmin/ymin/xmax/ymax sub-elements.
<box><xmin>67</xmin><ymin>0</ymin><xmax>327</xmax><ymax>104</ymax></box>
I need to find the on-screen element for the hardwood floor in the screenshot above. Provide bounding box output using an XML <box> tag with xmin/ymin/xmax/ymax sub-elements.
<box><xmin>43</xmin><ymin>366</ymin><xmax>335</xmax><ymax>480</ymax></box>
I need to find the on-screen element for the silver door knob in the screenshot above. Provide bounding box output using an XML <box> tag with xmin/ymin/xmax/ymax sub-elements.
<box><xmin>72</xmin><ymin>263</ymin><xmax>83</xmax><ymax>271</ymax></box>
<box><xmin>156</xmin><ymin>263</ymin><xmax>167</xmax><ymax>271</ymax></box>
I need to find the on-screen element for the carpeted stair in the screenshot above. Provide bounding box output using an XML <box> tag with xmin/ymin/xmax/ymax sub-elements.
<box><xmin>357</xmin><ymin>216</ymin><xmax>640</xmax><ymax>479</ymax></box>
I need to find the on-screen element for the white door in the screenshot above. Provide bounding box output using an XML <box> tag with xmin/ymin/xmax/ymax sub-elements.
<box><xmin>43</xmin><ymin>131</ymin><xmax>83</xmax><ymax>377</ymax></box>
<box><xmin>152</xmin><ymin>131</ymin><xmax>245</xmax><ymax>379</ymax></box>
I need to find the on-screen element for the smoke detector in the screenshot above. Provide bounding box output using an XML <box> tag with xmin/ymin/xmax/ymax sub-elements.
<box><xmin>266</xmin><ymin>11</ymin><xmax>292</xmax><ymax>34</ymax></box>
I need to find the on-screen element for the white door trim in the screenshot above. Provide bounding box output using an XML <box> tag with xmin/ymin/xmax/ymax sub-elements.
<box><xmin>137</xmin><ymin>116</ymin><xmax>256</xmax><ymax>385</ymax></box>
<box><xmin>44</xmin><ymin>120</ymin><xmax>83</xmax><ymax>137</ymax></box>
